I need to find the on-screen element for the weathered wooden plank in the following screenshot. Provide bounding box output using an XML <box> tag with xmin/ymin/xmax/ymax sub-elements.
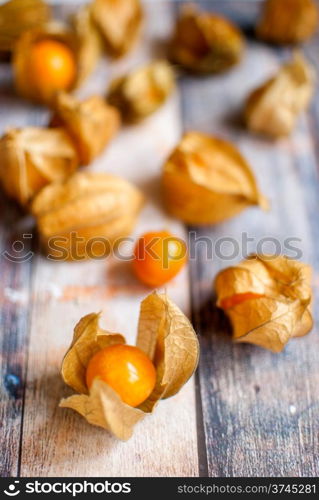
<box><xmin>182</xmin><ymin>0</ymin><xmax>319</xmax><ymax>477</ymax></box>
<box><xmin>18</xmin><ymin>1</ymin><xmax>199</xmax><ymax>477</ymax></box>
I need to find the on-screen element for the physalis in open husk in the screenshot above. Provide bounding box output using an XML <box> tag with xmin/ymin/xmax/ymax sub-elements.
<box><xmin>256</xmin><ymin>0</ymin><xmax>318</xmax><ymax>45</ymax></box>
<box><xmin>107</xmin><ymin>60</ymin><xmax>175</xmax><ymax>123</ymax></box>
<box><xmin>60</xmin><ymin>292</ymin><xmax>199</xmax><ymax>440</ymax></box>
<box><xmin>91</xmin><ymin>0</ymin><xmax>143</xmax><ymax>58</ymax></box>
<box><xmin>215</xmin><ymin>255</ymin><xmax>313</xmax><ymax>353</ymax></box>
<box><xmin>245</xmin><ymin>53</ymin><xmax>315</xmax><ymax>138</ymax></box>
<box><xmin>0</xmin><ymin>127</ymin><xmax>78</xmax><ymax>207</ymax></box>
<box><xmin>170</xmin><ymin>4</ymin><xmax>244</xmax><ymax>74</ymax></box>
<box><xmin>51</xmin><ymin>92</ymin><xmax>120</xmax><ymax>165</ymax></box>
<box><xmin>162</xmin><ymin>131</ymin><xmax>268</xmax><ymax>225</ymax></box>
<box><xmin>31</xmin><ymin>172</ymin><xmax>144</xmax><ymax>260</ymax></box>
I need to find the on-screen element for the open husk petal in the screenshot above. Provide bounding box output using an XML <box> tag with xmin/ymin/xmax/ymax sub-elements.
<box><xmin>215</xmin><ymin>255</ymin><xmax>313</xmax><ymax>352</ymax></box>
<box><xmin>245</xmin><ymin>53</ymin><xmax>315</xmax><ymax>137</ymax></box>
<box><xmin>170</xmin><ymin>4</ymin><xmax>244</xmax><ymax>74</ymax></box>
<box><xmin>91</xmin><ymin>0</ymin><xmax>143</xmax><ymax>58</ymax></box>
<box><xmin>31</xmin><ymin>171</ymin><xmax>144</xmax><ymax>260</ymax></box>
<box><xmin>162</xmin><ymin>131</ymin><xmax>268</xmax><ymax>225</ymax></box>
<box><xmin>13</xmin><ymin>22</ymin><xmax>79</xmax><ymax>104</ymax></box>
<box><xmin>107</xmin><ymin>60</ymin><xmax>175</xmax><ymax>123</ymax></box>
<box><xmin>256</xmin><ymin>0</ymin><xmax>318</xmax><ymax>45</ymax></box>
<box><xmin>60</xmin><ymin>292</ymin><xmax>199</xmax><ymax>440</ymax></box>
<box><xmin>52</xmin><ymin>92</ymin><xmax>120</xmax><ymax>165</ymax></box>
<box><xmin>0</xmin><ymin>0</ymin><xmax>51</xmax><ymax>53</ymax></box>
<box><xmin>0</xmin><ymin>127</ymin><xmax>78</xmax><ymax>206</ymax></box>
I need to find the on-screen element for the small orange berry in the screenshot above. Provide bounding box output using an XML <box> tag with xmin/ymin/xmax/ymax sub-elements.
<box><xmin>86</xmin><ymin>344</ymin><xmax>156</xmax><ymax>407</ymax></box>
<box><xmin>220</xmin><ymin>292</ymin><xmax>264</xmax><ymax>310</ymax></box>
<box><xmin>132</xmin><ymin>230</ymin><xmax>187</xmax><ymax>287</ymax></box>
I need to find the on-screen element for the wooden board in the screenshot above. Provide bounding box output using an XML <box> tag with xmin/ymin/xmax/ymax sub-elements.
<box><xmin>0</xmin><ymin>0</ymin><xmax>319</xmax><ymax>477</ymax></box>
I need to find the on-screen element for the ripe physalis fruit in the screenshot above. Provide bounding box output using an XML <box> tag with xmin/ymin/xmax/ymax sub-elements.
<box><xmin>86</xmin><ymin>345</ymin><xmax>156</xmax><ymax>407</ymax></box>
<box><xmin>31</xmin><ymin>172</ymin><xmax>144</xmax><ymax>260</ymax></box>
<box><xmin>0</xmin><ymin>127</ymin><xmax>78</xmax><ymax>207</ymax></box>
<box><xmin>215</xmin><ymin>255</ymin><xmax>313</xmax><ymax>353</ymax></box>
<box><xmin>170</xmin><ymin>4</ymin><xmax>244</xmax><ymax>74</ymax></box>
<box><xmin>245</xmin><ymin>52</ymin><xmax>315</xmax><ymax>138</ymax></box>
<box><xmin>133</xmin><ymin>230</ymin><xmax>187</xmax><ymax>287</ymax></box>
<box><xmin>13</xmin><ymin>23</ymin><xmax>78</xmax><ymax>104</ymax></box>
<box><xmin>107</xmin><ymin>60</ymin><xmax>175</xmax><ymax>123</ymax></box>
<box><xmin>256</xmin><ymin>0</ymin><xmax>318</xmax><ymax>45</ymax></box>
<box><xmin>51</xmin><ymin>92</ymin><xmax>120</xmax><ymax>165</ymax></box>
<box><xmin>60</xmin><ymin>292</ymin><xmax>199</xmax><ymax>440</ymax></box>
<box><xmin>162</xmin><ymin>131</ymin><xmax>268</xmax><ymax>225</ymax></box>
<box><xmin>91</xmin><ymin>0</ymin><xmax>143</xmax><ymax>58</ymax></box>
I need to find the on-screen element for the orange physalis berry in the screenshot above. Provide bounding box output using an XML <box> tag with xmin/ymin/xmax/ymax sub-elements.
<box><xmin>220</xmin><ymin>292</ymin><xmax>265</xmax><ymax>310</ymax></box>
<box><xmin>86</xmin><ymin>344</ymin><xmax>156</xmax><ymax>408</ymax></box>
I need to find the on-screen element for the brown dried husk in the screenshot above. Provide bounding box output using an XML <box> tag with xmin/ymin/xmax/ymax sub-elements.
<box><xmin>162</xmin><ymin>131</ymin><xmax>268</xmax><ymax>225</ymax></box>
<box><xmin>0</xmin><ymin>0</ymin><xmax>51</xmax><ymax>53</ymax></box>
<box><xmin>0</xmin><ymin>127</ymin><xmax>78</xmax><ymax>207</ymax></box>
<box><xmin>13</xmin><ymin>22</ymin><xmax>79</xmax><ymax>104</ymax></box>
<box><xmin>60</xmin><ymin>292</ymin><xmax>199</xmax><ymax>440</ymax></box>
<box><xmin>170</xmin><ymin>4</ymin><xmax>244</xmax><ymax>74</ymax></box>
<box><xmin>71</xmin><ymin>4</ymin><xmax>104</xmax><ymax>85</ymax></box>
<box><xmin>215</xmin><ymin>255</ymin><xmax>313</xmax><ymax>352</ymax></box>
<box><xmin>91</xmin><ymin>0</ymin><xmax>143</xmax><ymax>58</ymax></box>
<box><xmin>31</xmin><ymin>171</ymin><xmax>144</xmax><ymax>260</ymax></box>
<box><xmin>245</xmin><ymin>53</ymin><xmax>315</xmax><ymax>138</ymax></box>
<box><xmin>52</xmin><ymin>92</ymin><xmax>120</xmax><ymax>165</ymax></box>
<box><xmin>107</xmin><ymin>60</ymin><xmax>175</xmax><ymax>123</ymax></box>
<box><xmin>256</xmin><ymin>0</ymin><xmax>318</xmax><ymax>45</ymax></box>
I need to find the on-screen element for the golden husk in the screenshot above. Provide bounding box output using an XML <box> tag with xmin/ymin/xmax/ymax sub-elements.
<box><xmin>107</xmin><ymin>60</ymin><xmax>175</xmax><ymax>123</ymax></box>
<box><xmin>0</xmin><ymin>127</ymin><xmax>78</xmax><ymax>207</ymax></box>
<box><xmin>31</xmin><ymin>171</ymin><xmax>145</xmax><ymax>260</ymax></box>
<box><xmin>60</xmin><ymin>292</ymin><xmax>199</xmax><ymax>440</ymax></box>
<box><xmin>245</xmin><ymin>53</ymin><xmax>315</xmax><ymax>138</ymax></box>
<box><xmin>215</xmin><ymin>255</ymin><xmax>313</xmax><ymax>352</ymax></box>
<box><xmin>256</xmin><ymin>0</ymin><xmax>318</xmax><ymax>45</ymax></box>
<box><xmin>162</xmin><ymin>131</ymin><xmax>268</xmax><ymax>225</ymax></box>
<box><xmin>52</xmin><ymin>92</ymin><xmax>121</xmax><ymax>165</ymax></box>
<box><xmin>0</xmin><ymin>0</ymin><xmax>51</xmax><ymax>53</ymax></box>
<box><xmin>91</xmin><ymin>0</ymin><xmax>143</xmax><ymax>58</ymax></box>
<box><xmin>170</xmin><ymin>4</ymin><xmax>244</xmax><ymax>74</ymax></box>
<box><xmin>13</xmin><ymin>22</ymin><xmax>79</xmax><ymax>104</ymax></box>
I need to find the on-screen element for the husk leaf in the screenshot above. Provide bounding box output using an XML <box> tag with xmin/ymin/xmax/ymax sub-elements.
<box><xmin>215</xmin><ymin>255</ymin><xmax>313</xmax><ymax>352</ymax></box>
<box><xmin>245</xmin><ymin>53</ymin><xmax>315</xmax><ymax>138</ymax></box>
<box><xmin>60</xmin><ymin>292</ymin><xmax>199</xmax><ymax>440</ymax></box>
<box><xmin>107</xmin><ymin>60</ymin><xmax>175</xmax><ymax>123</ymax></box>
<box><xmin>170</xmin><ymin>4</ymin><xmax>244</xmax><ymax>74</ymax></box>
<box><xmin>31</xmin><ymin>172</ymin><xmax>144</xmax><ymax>260</ymax></box>
<box><xmin>91</xmin><ymin>0</ymin><xmax>143</xmax><ymax>58</ymax></box>
<box><xmin>0</xmin><ymin>0</ymin><xmax>51</xmax><ymax>53</ymax></box>
<box><xmin>162</xmin><ymin>131</ymin><xmax>268</xmax><ymax>225</ymax></box>
<box><xmin>52</xmin><ymin>92</ymin><xmax>120</xmax><ymax>165</ymax></box>
<box><xmin>0</xmin><ymin>127</ymin><xmax>78</xmax><ymax>207</ymax></box>
<box><xmin>256</xmin><ymin>0</ymin><xmax>318</xmax><ymax>45</ymax></box>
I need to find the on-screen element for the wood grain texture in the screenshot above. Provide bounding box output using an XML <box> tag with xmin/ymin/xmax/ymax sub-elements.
<box><xmin>182</xmin><ymin>0</ymin><xmax>319</xmax><ymax>478</ymax></box>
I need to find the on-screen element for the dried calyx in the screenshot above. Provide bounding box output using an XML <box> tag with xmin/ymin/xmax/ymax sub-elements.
<box><xmin>60</xmin><ymin>292</ymin><xmax>199</xmax><ymax>440</ymax></box>
<box><xmin>215</xmin><ymin>255</ymin><xmax>313</xmax><ymax>352</ymax></box>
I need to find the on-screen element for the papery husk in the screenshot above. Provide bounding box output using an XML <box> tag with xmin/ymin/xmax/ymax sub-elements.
<box><xmin>107</xmin><ymin>60</ymin><xmax>175</xmax><ymax>122</ymax></box>
<box><xmin>215</xmin><ymin>255</ymin><xmax>313</xmax><ymax>352</ymax></box>
<box><xmin>245</xmin><ymin>53</ymin><xmax>315</xmax><ymax>138</ymax></box>
<box><xmin>71</xmin><ymin>4</ymin><xmax>104</xmax><ymax>85</ymax></box>
<box><xmin>0</xmin><ymin>127</ymin><xmax>78</xmax><ymax>207</ymax></box>
<box><xmin>162</xmin><ymin>131</ymin><xmax>268</xmax><ymax>225</ymax></box>
<box><xmin>60</xmin><ymin>292</ymin><xmax>199</xmax><ymax>440</ymax></box>
<box><xmin>256</xmin><ymin>0</ymin><xmax>318</xmax><ymax>45</ymax></box>
<box><xmin>170</xmin><ymin>4</ymin><xmax>244</xmax><ymax>74</ymax></box>
<box><xmin>13</xmin><ymin>22</ymin><xmax>79</xmax><ymax>104</ymax></box>
<box><xmin>31</xmin><ymin>171</ymin><xmax>144</xmax><ymax>260</ymax></box>
<box><xmin>91</xmin><ymin>0</ymin><xmax>143</xmax><ymax>58</ymax></box>
<box><xmin>52</xmin><ymin>92</ymin><xmax>120</xmax><ymax>165</ymax></box>
<box><xmin>0</xmin><ymin>0</ymin><xmax>51</xmax><ymax>54</ymax></box>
